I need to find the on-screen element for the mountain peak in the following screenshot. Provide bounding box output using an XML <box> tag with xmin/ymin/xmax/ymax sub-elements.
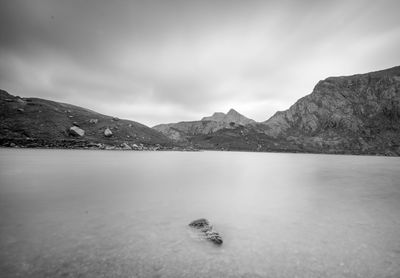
<box><xmin>227</xmin><ymin>108</ymin><xmax>239</xmax><ymax>115</ymax></box>
<box><xmin>201</xmin><ymin>109</ymin><xmax>255</xmax><ymax>125</ymax></box>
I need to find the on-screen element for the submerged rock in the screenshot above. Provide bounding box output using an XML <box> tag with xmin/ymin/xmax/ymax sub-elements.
<box><xmin>189</xmin><ymin>218</ymin><xmax>223</xmax><ymax>245</ymax></box>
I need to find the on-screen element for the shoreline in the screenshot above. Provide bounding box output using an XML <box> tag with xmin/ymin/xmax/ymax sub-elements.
<box><xmin>1</xmin><ymin>141</ymin><xmax>398</xmax><ymax>157</ymax></box>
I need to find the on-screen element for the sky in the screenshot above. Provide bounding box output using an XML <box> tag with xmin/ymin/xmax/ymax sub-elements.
<box><xmin>1</xmin><ymin>0</ymin><xmax>400</xmax><ymax>126</ymax></box>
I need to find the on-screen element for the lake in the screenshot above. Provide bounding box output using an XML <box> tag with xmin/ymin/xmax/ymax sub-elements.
<box><xmin>0</xmin><ymin>149</ymin><xmax>399</xmax><ymax>278</ymax></box>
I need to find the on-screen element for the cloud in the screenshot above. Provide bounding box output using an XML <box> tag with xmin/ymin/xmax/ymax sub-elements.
<box><xmin>1</xmin><ymin>0</ymin><xmax>400</xmax><ymax>126</ymax></box>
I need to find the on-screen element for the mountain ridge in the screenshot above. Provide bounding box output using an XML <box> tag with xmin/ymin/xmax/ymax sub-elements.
<box><xmin>153</xmin><ymin>109</ymin><xmax>255</xmax><ymax>142</ymax></box>
<box><xmin>1</xmin><ymin>65</ymin><xmax>400</xmax><ymax>155</ymax></box>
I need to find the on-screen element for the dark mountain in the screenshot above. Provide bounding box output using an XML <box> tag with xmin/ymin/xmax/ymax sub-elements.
<box><xmin>189</xmin><ymin>66</ymin><xmax>400</xmax><ymax>156</ymax></box>
<box><xmin>153</xmin><ymin>109</ymin><xmax>255</xmax><ymax>142</ymax></box>
<box><xmin>260</xmin><ymin>65</ymin><xmax>400</xmax><ymax>155</ymax></box>
<box><xmin>0</xmin><ymin>90</ymin><xmax>173</xmax><ymax>150</ymax></box>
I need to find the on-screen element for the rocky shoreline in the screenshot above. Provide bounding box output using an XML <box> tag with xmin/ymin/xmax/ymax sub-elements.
<box><xmin>1</xmin><ymin>136</ymin><xmax>399</xmax><ymax>156</ymax></box>
<box><xmin>0</xmin><ymin>138</ymin><xmax>199</xmax><ymax>151</ymax></box>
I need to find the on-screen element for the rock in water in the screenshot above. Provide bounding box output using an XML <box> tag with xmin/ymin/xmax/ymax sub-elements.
<box><xmin>189</xmin><ymin>218</ymin><xmax>210</xmax><ymax>228</ymax></box>
<box><xmin>189</xmin><ymin>218</ymin><xmax>223</xmax><ymax>245</ymax></box>
<box><xmin>104</xmin><ymin>128</ymin><xmax>113</xmax><ymax>137</ymax></box>
<box><xmin>69</xmin><ymin>126</ymin><xmax>85</xmax><ymax>137</ymax></box>
<box><xmin>205</xmin><ymin>230</ymin><xmax>223</xmax><ymax>245</ymax></box>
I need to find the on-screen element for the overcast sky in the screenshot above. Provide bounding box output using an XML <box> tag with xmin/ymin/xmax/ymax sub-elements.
<box><xmin>1</xmin><ymin>0</ymin><xmax>399</xmax><ymax>126</ymax></box>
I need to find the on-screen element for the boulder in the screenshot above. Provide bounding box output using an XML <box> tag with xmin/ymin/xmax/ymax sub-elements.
<box><xmin>69</xmin><ymin>126</ymin><xmax>85</xmax><ymax>137</ymax></box>
<box><xmin>89</xmin><ymin>118</ymin><xmax>98</xmax><ymax>124</ymax></box>
<box><xmin>104</xmin><ymin>128</ymin><xmax>113</xmax><ymax>137</ymax></box>
<box><xmin>121</xmin><ymin>142</ymin><xmax>132</xmax><ymax>150</ymax></box>
<box><xmin>189</xmin><ymin>218</ymin><xmax>210</xmax><ymax>229</ymax></box>
<box><xmin>189</xmin><ymin>218</ymin><xmax>223</xmax><ymax>245</ymax></box>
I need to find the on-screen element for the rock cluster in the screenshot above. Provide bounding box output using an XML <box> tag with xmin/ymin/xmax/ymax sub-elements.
<box><xmin>188</xmin><ymin>218</ymin><xmax>223</xmax><ymax>245</ymax></box>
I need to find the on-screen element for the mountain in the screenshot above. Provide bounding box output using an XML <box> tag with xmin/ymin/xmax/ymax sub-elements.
<box><xmin>153</xmin><ymin>109</ymin><xmax>255</xmax><ymax>142</ymax></box>
<box><xmin>202</xmin><ymin>109</ymin><xmax>255</xmax><ymax>125</ymax></box>
<box><xmin>259</xmin><ymin>65</ymin><xmax>400</xmax><ymax>155</ymax></box>
<box><xmin>2</xmin><ymin>65</ymin><xmax>400</xmax><ymax>155</ymax></box>
<box><xmin>0</xmin><ymin>90</ymin><xmax>173</xmax><ymax>150</ymax></box>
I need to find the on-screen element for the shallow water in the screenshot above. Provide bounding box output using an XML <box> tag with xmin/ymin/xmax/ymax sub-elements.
<box><xmin>0</xmin><ymin>149</ymin><xmax>400</xmax><ymax>278</ymax></box>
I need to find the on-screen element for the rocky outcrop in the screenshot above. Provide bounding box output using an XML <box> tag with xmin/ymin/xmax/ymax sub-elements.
<box><xmin>188</xmin><ymin>218</ymin><xmax>223</xmax><ymax>245</ymax></box>
<box><xmin>258</xmin><ymin>66</ymin><xmax>400</xmax><ymax>155</ymax></box>
<box><xmin>153</xmin><ymin>109</ymin><xmax>255</xmax><ymax>142</ymax></box>
<box><xmin>263</xmin><ymin>66</ymin><xmax>400</xmax><ymax>137</ymax></box>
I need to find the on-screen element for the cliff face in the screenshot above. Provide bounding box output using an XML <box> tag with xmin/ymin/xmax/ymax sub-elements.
<box><xmin>153</xmin><ymin>109</ymin><xmax>255</xmax><ymax>142</ymax></box>
<box><xmin>0</xmin><ymin>90</ymin><xmax>173</xmax><ymax>149</ymax></box>
<box><xmin>261</xmin><ymin>66</ymin><xmax>400</xmax><ymax>155</ymax></box>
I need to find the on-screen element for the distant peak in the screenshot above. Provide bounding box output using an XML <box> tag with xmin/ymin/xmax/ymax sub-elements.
<box><xmin>227</xmin><ymin>108</ymin><xmax>239</xmax><ymax>115</ymax></box>
<box><xmin>201</xmin><ymin>108</ymin><xmax>255</xmax><ymax>124</ymax></box>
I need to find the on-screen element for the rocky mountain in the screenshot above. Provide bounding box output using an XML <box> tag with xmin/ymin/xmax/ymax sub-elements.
<box><xmin>258</xmin><ymin>65</ymin><xmax>400</xmax><ymax>155</ymax></box>
<box><xmin>0</xmin><ymin>90</ymin><xmax>173</xmax><ymax>150</ymax></box>
<box><xmin>153</xmin><ymin>109</ymin><xmax>255</xmax><ymax>142</ymax></box>
<box><xmin>192</xmin><ymin>65</ymin><xmax>400</xmax><ymax>155</ymax></box>
<box><xmin>2</xmin><ymin>65</ymin><xmax>399</xmax><ymax>155</ymax></box>
<box><xmin>201</xmin><ymin>109</ymin><xmax>255</xmax><ymax>125</ymax></box>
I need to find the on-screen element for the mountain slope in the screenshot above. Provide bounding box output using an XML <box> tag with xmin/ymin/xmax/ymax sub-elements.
<box><xmin>153</xmin><ymin>109</ymin><xmax>255</xmax><ymax>142</ymax></box>
<box><xmin>184</xmin><ymin>65</ymin><xmax>400</xmax><ymax>156</ymax></box>
<box><xmin>0</xmin><ymin>90</ymin><xmax>173</xmax><ymax>149</ymax></box>
<box><xmin>259</xmin><ymin>65</ymin><xmax>400</xmax><ymax>155</ymax></box>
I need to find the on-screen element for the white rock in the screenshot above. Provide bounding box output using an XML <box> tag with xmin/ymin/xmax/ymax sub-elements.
<box><xmin>69</xmin><ymin>126</ymin><xmax>85</xmax><ymax>137</ymax></box>
<box><xmin>104</xmin><ymin>128</ymin><xmax>113</xmax><ymax>137</ymax></box>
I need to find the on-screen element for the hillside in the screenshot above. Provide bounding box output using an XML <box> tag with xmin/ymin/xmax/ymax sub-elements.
<box><xmin>0</xmin><ymin>90</ymin><xmax>173</xmax><ymax>150</ymax></box>
<box><xmin>260</xmin><ymin>65</ymin><xmax>400</xmax><ymax>155</ymax></box>
<box><xmin>179</xmin><ymin>66</ymin><xmax>400</xmax><ymax>156</ymax></box>
<box><xmin>2</xmin><ymin>65</ymin><xmax>400</xmax><ymax>155</ymax></box>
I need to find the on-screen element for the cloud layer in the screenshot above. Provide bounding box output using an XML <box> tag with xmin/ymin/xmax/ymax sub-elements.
<box><xmin>1</xmin><ymin>0</ymin><xmax>400</xmax><ymax>126</ymax></box>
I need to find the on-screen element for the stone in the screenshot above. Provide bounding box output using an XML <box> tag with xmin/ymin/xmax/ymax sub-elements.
<box><xmin>69</xmin><ymin>126</ymin><xmax>85</xmax><ymax>137</ymax></box>
<box><xmin>189</xmin><ymin>218</ymin><xmax>223</xmax><ymax>245</ymax></box>
<box><xmin>189</xmin><ymin>218</ymin><xmax>210</xmax><ymax>229</ymax></box>
<box><xmin>104</xmin><ymin>128</ymin><xmax>113</xmax><ymax>137</ymax></box>
<box><xmin>89</xmin><ymin>118</ymin><xmax>98</xmax><ymax>124</ymax></box>
<box><xmin>205</xmin><ymin>230</ymin><xmax>223</xmax><ymax>245</ymax></box>
<box><xmin>121</xmin><ymin>142</ymin><xmax>131</xmax><ymax>150</ymax></box>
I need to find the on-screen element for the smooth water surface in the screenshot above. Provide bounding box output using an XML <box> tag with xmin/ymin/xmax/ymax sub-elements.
<box><xmin>0</xmin><ymin>149</ymin><xmax>400</xmax><ymax>278</ymax></box>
